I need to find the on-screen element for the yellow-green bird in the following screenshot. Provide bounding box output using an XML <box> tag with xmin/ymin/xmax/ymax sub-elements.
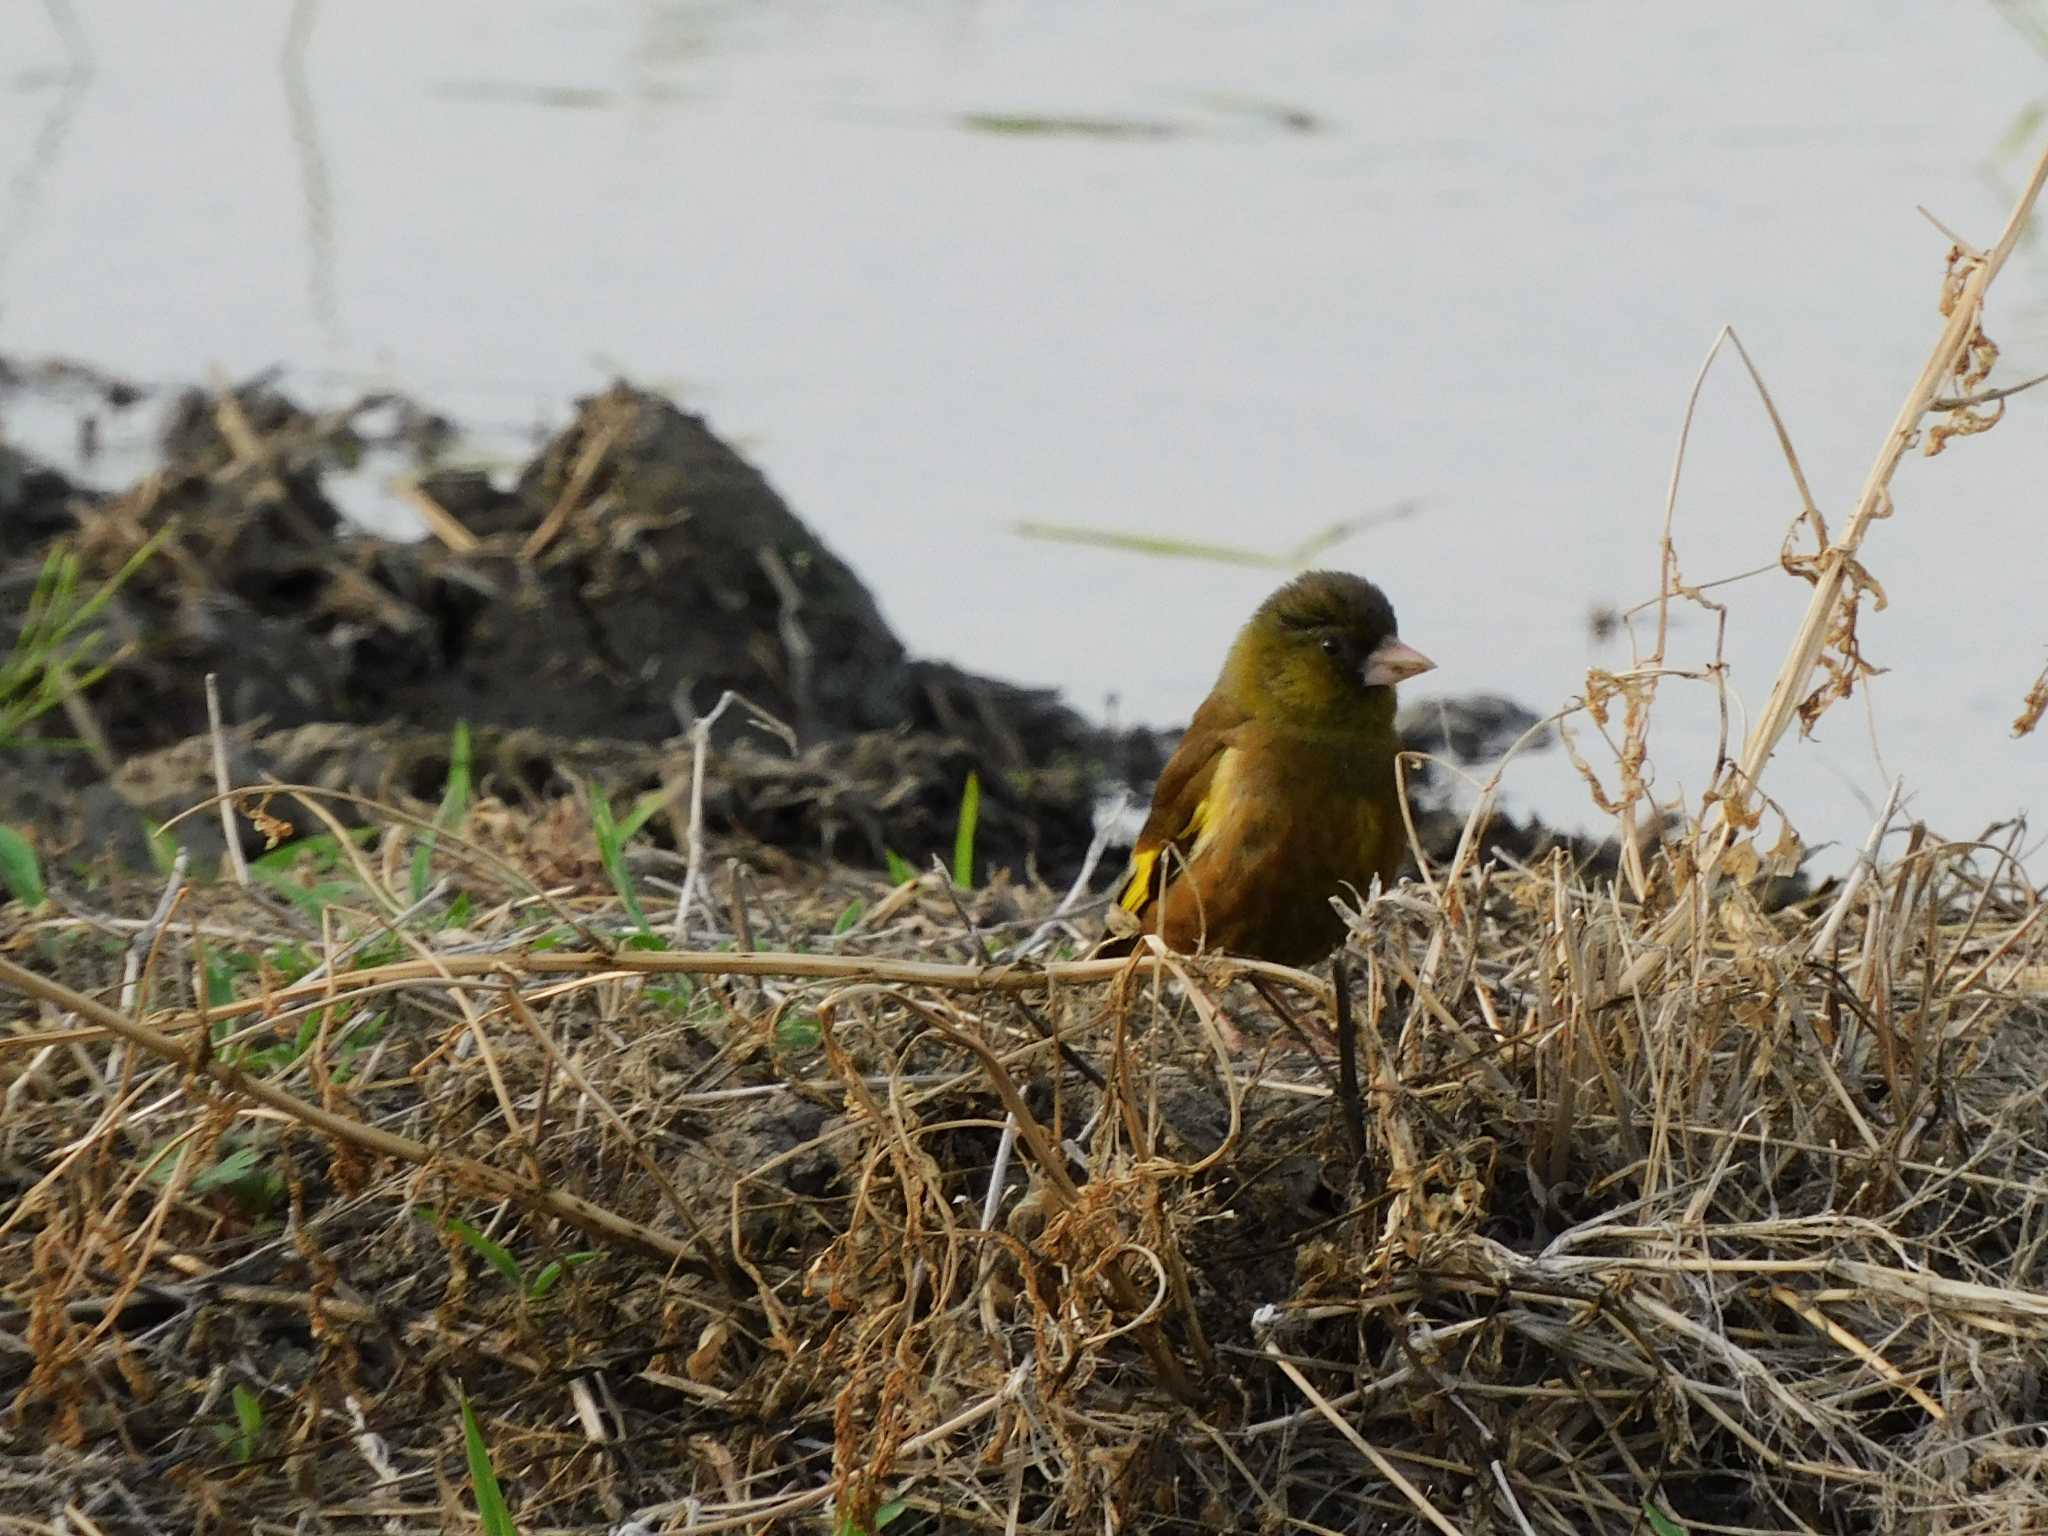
<box><xmin>1105</xmin><ymin>570</ymin><xmax>1434</xmax><ymax>968</ymax></box>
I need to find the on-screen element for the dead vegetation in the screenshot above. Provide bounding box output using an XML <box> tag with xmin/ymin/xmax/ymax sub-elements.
<box><xmin>3</xmin><ymin>149</ymin><xmax>2048</xmax><ymax>1536</ymax></box>
<box><xmin>2</xmin><ymin>764</ymin><xmax>2046</xmax><ymax>1535</ymax></box>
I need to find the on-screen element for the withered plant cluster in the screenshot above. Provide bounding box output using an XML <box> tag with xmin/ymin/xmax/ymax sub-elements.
<box><xmin>1</xmin><ymin>776</ymin><xmax>2045</xmax><ymax>1535</ymax></box>
<box><xmin>4</xmin><ymin>148</ymin><xmax>2048</xmax><ymax>1536</ymax></box>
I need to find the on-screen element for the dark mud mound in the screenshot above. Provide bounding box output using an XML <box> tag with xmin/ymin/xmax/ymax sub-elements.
<box><xmin>3</xmin><ymin>364</ymin><xmax>1583</xmax><ymax>891</ymax></box>
<box><xmin>393</xmin><ymin>386</ymin><xmax>1120</xmax><ymax>783</ymax></box>
<box><xmin>0</xmin><ymin>443</ymin><xmax>77</xmax><ymax>561</ymax></box>
<box><xmin>0</xmin><ymin>375</ymin><xmax>1147</xmax><ymax>880</ymax></box>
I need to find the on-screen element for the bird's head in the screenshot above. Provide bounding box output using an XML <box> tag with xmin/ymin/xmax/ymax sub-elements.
<box><xmin>1224</xmin><ymin>570</ymin><xmax>1435</xmax><ymax>736</ymax></box>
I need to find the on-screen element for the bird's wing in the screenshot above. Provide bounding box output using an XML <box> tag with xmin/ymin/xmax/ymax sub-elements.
<box><xmin>1112</xmin><ymin>691</ymin><xmax>1253</xmax><ymax>917</ymax></box>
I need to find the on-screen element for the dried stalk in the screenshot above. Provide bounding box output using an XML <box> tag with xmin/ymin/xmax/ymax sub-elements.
<box><xmin>0</xmin><ymin>953</ymin><xmax>705</xmax><ymax>1268</ymax></box>
<box><xmin>1618</xmin><ymin>140</ymin><xmax>2048</xmax><ymax>995</ymax></box>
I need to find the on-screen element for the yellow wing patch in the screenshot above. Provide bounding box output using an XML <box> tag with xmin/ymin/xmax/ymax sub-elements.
<box><xmin>1117</xmin><ymin>847</ymin><xmax>1161</xmax><ymax>913</ymax></box>
<box><xmin>1117</xmin><ymin>751</ymin><xmax>1238</xmax><ymax>913</ymax></box>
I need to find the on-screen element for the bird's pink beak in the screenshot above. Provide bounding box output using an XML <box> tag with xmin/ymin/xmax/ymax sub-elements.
<box><xmin>1361</xmin><ymin>636</ymin><xmax>1435</xmax><ymax>688</ymax></box>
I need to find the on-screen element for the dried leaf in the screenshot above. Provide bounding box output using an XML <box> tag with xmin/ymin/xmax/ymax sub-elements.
<box><xmin>240</xmin><ymin>793</ymin><xmax>295</xmax><ymax>850</ymax></box>
<box><xmin>686</xmin><ymin>1320</ymin><xmax>730</xmax><ymax>1383</ymax></box>
<box><xmin>1764</xmin><ymin>819</ymin><xmax>1805</xmax><ymax>877</ymax></box>
<box><xmin>1927</xmin><ymin>257</ymin><xmax>2006</xmax><ymax>456</ymax></box>
<box><xmin>2016</xmin><ymin>664</ymin><xmax>2048</xmax><ymax>739</ymax></box>
<box><xmin>1720</xmin><ymin>840</ymin><xmax>1761</xmax><ymax>884</ymax></box>
<box><xmin>1796</xmin><ymin>556</ymin><xmax>1890</xmax><ymax>735</ymax></box>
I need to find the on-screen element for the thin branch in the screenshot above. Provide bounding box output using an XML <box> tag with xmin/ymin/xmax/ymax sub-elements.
<box><xmin>1927</xmin><ymin>366</ymin><xmax>2048</xmax><ymax>411</ymax></box>
<box><xmin>204</xmin><ymin>672</ymin><xmax>249</xmax><ymax>886</ymax></box>
<box><xmin>673</xmin><ymin>690</ymin><xmax>795</xmax><ymax>943</ymax></box>
<box><xmin>1915</xmin><ymin>203</ymin><xmax>1984</xmax><ymax>260</ymax></box>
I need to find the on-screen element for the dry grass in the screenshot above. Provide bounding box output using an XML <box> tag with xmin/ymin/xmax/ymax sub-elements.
<box><xmin>5</xmin><ymin>147</ymin><xmax>2048</xmax><ymax>1536</ymax></box>
<box><xmin>2</xmin><ymin>796</ymin><xmax>2045</xmax><ymax>1535</ymax></box>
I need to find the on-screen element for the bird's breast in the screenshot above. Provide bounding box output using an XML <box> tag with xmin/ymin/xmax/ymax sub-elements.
<box><xmin>1154</xmin><ymin>734</ymin><xmax>1404</xmax><ymax>964</ymax></box>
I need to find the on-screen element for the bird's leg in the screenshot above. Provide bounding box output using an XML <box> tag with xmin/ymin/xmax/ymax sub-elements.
<box><xmin>1247</xmin><ymin>975</ymin><xmax>1340</xmax><ymax>1097</ymax></box>
<box><xmin>1331</xmin><ymin>954</ymin><xmax>1367</xmax><ymax>1164</ymax></box>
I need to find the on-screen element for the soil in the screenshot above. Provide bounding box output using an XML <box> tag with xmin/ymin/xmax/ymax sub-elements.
<box><xmin>0</xmin><ymin>360</ymin><xmax>1587</xmax><ymax>888</ymax></box>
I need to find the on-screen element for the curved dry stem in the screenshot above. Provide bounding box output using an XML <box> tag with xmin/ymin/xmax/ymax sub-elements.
<box><xmin>0</xmin><ymin>953</ymin><xmax>706</xmax><ymax>1268</ymax></box>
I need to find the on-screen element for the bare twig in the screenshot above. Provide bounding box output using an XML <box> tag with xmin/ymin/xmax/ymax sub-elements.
<box><xmin>1928</xmin><ymin>365</ymin><xmax>2048</xmax><ymax>412</ymax></box>
<box><xmin>1738</xmin><ymin>148</ymin><xmax>2048</xmax><ymax>810</ymax></box>
<box><xmin>672</xmin><ymin>690</ymin><xmax>795</xmax><ymax>942</ymax></box>
<box><xmin>204</xmin><ymin>672</ymin><xmax>249</xmax><ymax>886</ymax></box>
<box><xmin>1332</xmin><ymin>953</ymin><xmax>1366</xmax><ymax>1164</ymax></box>
<box><xmin>391</xmin><ymin>476</ymin><xmax>481</xmax><ymax>553</ymax></box>
<box><xmin>1809</xmin><ymin>778</ymin><xmax>1903</xmax><ymax>960</ymax></box>
<box><xmin>1016</xmin><ymin>792</ymin><xmax>1128</xmax><ymax>957</ymax></box>
<box><xmin>1263</xmin><ymin>1338</ymin><xmax>1466</xmax><ymax>1536</ymax></box>
<box><xmin>118</xmin><ymin>847</ymin><xmax>189</xmax><ymax>1016</ymax></box>
<box><xmin>521</xmin><ymin>405</ymin><xmax>626</xmax><ymax>563</ymax></box>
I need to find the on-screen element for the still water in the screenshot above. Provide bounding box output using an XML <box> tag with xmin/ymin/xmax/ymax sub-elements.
<box><xmin>3</xmin><ymin>1</ymin><xmax>2045</xmax><ymax>867</ymax></box>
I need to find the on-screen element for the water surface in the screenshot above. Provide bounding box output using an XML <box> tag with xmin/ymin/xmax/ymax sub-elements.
<box><xmin>3</xmin><ymin>0</ymin><xmax>2045</xmax><ymax>865</ymax></box>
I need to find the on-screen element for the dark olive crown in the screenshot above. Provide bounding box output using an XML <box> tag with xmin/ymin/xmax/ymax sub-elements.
<box><xmin>1258</xmin><ymin>570</ymin><xmax>1398</xmax><ymax>664</ymax></box>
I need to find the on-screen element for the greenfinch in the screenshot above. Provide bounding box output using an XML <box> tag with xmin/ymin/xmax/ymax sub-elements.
<box><xmin>1105</xmin><ymin>571</ymin><xmax>1433</xmax><ymax>967</ymax></box>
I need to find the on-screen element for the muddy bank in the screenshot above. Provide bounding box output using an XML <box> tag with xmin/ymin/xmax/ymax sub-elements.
<box><xmin>0</xmin><ymin>363</ymin><xmax>1572</xmax><ymax>884</ymax></box>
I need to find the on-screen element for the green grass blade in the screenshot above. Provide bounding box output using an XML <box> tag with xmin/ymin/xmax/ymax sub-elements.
<box><xmin>1014</xmin><ymin>521</ymin><xmax>1293</xmax><ymax>568</ymax></box>
<box><xmin>230</xmin><ymin>1384</ymin><xmax>264</xmax><ymax>1462</ymax></box>
<box><xmin>0</xmin><ymin>524</ymin><xmax>172</xmax><ymax>748</ymax></box>
<box><xmin>616</xmin><ymin>789</ymin><xmax>666</xmax><ymax>843</ymax></box>
<box><xmin>1012</xmin><ymin>505</ymin><xmax>1410</xmax><ymax>571</ymax></box>
<box><xmin>0</xmin><ymin>826</ymin><xmax>45</xmax><ymax>908</ymax></box>
<box><xmin>834</xmin><ymin>1497</ymin><xmax>910</xmax><ymax>1536</ymax></box>
<box><xmin>527</xmin><ymin>1251</ymin><xmax>600</xmax><ymax>1299</ymax></box>
<box><xmin>411</xmin><ymin>720</ymin><xmax>472</xmax><ymax>902</ymax></box>
<box><xmin>43</xmin><ymin>523</ymin><xmax>174</xmax><ymax>650</ymax></box>
<box><xmin>190</xmin><ymin>1146</ymin><xmax>265</xmax><ymax>1194</ymax></box>
<box><xmin>452</xmin><ymin>1218</ymin><xmax>524</xmax><ymax>1290</ymax></box>
<box><xmin>421</xmin><ymin>1208</ymin><xmax>525</xmax><ymax>1290</ymax></box>
<box><xmin>459</xmin><ymin>1390</ymin><xmax>520</xmax><ymax>1536</ymax></box>
<box><xmin>951</xmin><ymin>770</ymin><xmax>981</xmax><ymax>889</ymax></box>
<box><xmin>591</xmin><ymin>792</ymin><xmax>653</xmax><ymax>935</ymax></box>
<box><xmin>142</xmin><ymin>818</ymin><xmax>181</xmax><ymax>876</ymax></box>
<box><xmin>775</xmin><ymin>1015</ymin><xmax>822</xmax><ymax>1051</ymax></box>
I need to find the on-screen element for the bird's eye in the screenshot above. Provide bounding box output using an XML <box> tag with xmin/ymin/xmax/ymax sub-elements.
<box><xmin>1320</xmin><ymin>637</ymin><xmax>1342</xmax><ymax>658</ymax></box>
